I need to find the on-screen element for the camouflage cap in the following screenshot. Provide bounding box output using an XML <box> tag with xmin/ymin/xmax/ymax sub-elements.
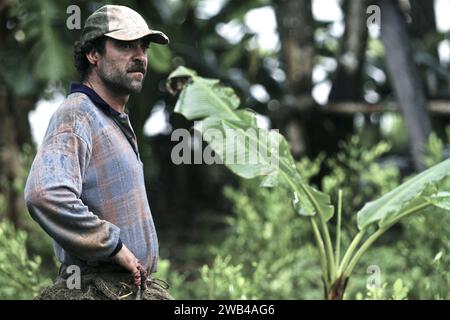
<box><xmin>81</xmin><ymin>5</ymin><xmax>169</xmax><ymax>45</ymax></box>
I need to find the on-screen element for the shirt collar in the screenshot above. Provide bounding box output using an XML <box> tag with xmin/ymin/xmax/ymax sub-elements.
<box><xmin>70</xmin><ymin>82</ymin><xmax>122</xmax><ymax>117</ymax></box>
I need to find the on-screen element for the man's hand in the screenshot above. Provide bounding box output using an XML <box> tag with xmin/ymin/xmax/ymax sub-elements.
<box><xmin>111</xmin><ymin>244</ymin><xmax>147</xmax><ymax>288</ymax></box>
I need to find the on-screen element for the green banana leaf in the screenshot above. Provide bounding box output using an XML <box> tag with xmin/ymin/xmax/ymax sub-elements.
<box><xmin>377</xmin><ymin>188</ymin><xmax>448</xmax><ymax>228</ymax></box>
<box><xmin>425</xmin><ymin>192</ymin><xmax>450</xmax><ymax>211</ymax></box>
<box><xmin>167</xmin><ymin>66</ymin><xmax>334</xmax><ymax>220</ymax></box>
<box><xmin>357</xmin><ymin>158</ymin><xmax>450</xmax><ymax>229</ymax></box>
<box><xmin>195</xmin><ymin>109</ymin><xmax>280</xmax><ymax>178</ymax></box>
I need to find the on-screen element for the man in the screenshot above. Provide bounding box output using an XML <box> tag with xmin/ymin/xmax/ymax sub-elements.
<box><xmin>24</xmin><ymin>5</ymin><xmax>171</xmax><ymax>299</ymax></box>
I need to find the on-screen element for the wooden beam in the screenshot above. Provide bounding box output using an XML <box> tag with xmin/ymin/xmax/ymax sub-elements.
<box><xmin>321</xmin><ymin>101</ymin><xmax>450</xmax><ymax>115</ymax></box>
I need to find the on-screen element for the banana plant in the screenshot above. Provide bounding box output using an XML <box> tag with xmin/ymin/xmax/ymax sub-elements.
<box><xmin>166</xmin><ymin>66</ymin><xmax>450</xmax><ymax>300</ymax></box>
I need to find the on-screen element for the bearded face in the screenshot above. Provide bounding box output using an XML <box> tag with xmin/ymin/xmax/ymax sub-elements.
<box><xmin>96</xmin><ymin>38</ymin><xmax>149</xmax><ymax>95</ymax></box>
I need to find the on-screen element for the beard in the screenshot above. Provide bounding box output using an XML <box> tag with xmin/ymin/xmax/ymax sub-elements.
<box><xmin>97</xmin><ymin>59</ymin><xmax>147</xmax><ymax>95</ymax></box>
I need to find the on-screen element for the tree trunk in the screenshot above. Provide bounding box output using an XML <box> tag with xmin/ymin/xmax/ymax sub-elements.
<box><xmin>0</xmin><ymin>4</ymin><xmax>35</xmax><ymax>227</ymax></box>
<box><xmin>322</xmin><ymin>0</ymin><xmax>371</xmax><ymax>155</ymax></box>
<box><xmin>274</xmin><ymin>0</ymin><xmax>315</xmax><ymax>157</ymax></box>
<box><xmin>329</xmin><ymin>0</ymin><xmax>369</xmax><ymax>101</ymax></box>
<box><xmin>0</xmin><ymin>87</ymin><xmax>24</xmax><ymax>227</ymax></box>
<box><xmin>379</xmin><ymin>0</ymin><xmax>431</xmax><ymax>171</ymax></box>
<box><xmin>409</xmin><ymin>0</ymin><xmax>437</xmax><ymax>52</ymax></box>
<box><xmin>409</xmin><ymin>0</ymin><xmax>439</xmax><ymax>97</ymax></box>
<box><xmin>276</xmin><ymin>0</ymin><xmax>314</xmax><ymax>95</ymax></box>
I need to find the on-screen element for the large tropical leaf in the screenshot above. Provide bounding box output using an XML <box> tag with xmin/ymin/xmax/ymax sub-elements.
<box><xmin>357</xmin><ymin>158</ymin><xmax>450</xmax><ymax>229</ymax></box>
<box><xmin>167</xmin><ymin>66</ymin><xmax>334</xmax><ymax>220</ymax></box>
<box><xmin>376</xmin><ymin>186</ymin><xmax>444</xmax><ymax>228</ymax></box>
<box><xmin>425</xmin><ymin>192</ymin><xmax>450</xmax><ymax>211</ymax></box>
<box><xmin>195</xmin><ymin>109</ymin><xmax>279</xmax><ymax>178</ymax></box>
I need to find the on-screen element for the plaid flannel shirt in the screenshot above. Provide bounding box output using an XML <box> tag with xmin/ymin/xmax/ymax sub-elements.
<box><xmin>24</xmin><ymin>83</ymin><xmax>159</xmax><ymax>274</ymax></box>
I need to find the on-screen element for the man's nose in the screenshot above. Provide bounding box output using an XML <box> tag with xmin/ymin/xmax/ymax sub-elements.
<box><xmin>133</xmin><ymin>46</ymin><xmax>147</xmax><ymax>63</ymax></box>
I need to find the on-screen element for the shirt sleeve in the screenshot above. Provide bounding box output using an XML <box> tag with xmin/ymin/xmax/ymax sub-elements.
<box><xmin>24</xmin><ymin>130</ymin><xmax>121</xmax><ymax>262</ymax></box>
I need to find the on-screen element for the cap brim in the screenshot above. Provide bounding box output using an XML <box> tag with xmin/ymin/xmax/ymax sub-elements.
<box><xmin>105</xmin><ymin>27</ymin><xmax>169</xmax><ymax>44</ymax></box>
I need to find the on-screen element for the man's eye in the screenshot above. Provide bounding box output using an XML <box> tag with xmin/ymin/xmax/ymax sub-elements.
<box><xmin>117</xmin><ymin>42</ymin><xmax>133</xmax><ymax>49</ymax></box>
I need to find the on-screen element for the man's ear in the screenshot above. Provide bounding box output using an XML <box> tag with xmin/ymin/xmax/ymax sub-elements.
<box><xmin>86</xmin><ymin>49</ymin><xmax>99</xmax><ymax>66</ymax></box>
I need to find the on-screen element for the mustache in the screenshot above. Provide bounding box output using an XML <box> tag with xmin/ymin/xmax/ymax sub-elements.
<box><xmin>127</xmin><ymin>62</ymin><xmax>146</xmax><ymax>75</ymax></box>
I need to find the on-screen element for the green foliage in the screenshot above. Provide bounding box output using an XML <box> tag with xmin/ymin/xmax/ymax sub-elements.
<box><xmin>355</xmin><ymin>279</ymin><xmax>410</xmax><ymax>300</ymax></box>
<box><xmin>356</xmin><ymin>157</ymin><xmax>450</xmax><ymax>229</ymax></box>
<box><xmin>166</xmin><ymin>177</ymin><xmax>323</xmax><ymax>299</ymax></box>
<box><xmin>185</xmin><ymin>133</ymin><xmax>449</xmax><ymax>299</ymax></box>
<box><xmin>158</xmin><ymin>128</ymin><xmax>450</xmax><ymax>299</ymax></box>
<box><xmin>168</xmin><ymin>69</ymin><xmax>336</xmax><ymax>294</ymax></box>
<box><xmin>0</xmin><ymin>144</ymin><xmax>57</xmax><ymax>299</ymax></box>
<box><xmin>0</xmin><ymin>220</ymin><xmax>52</xmax><ymax>299</ymax></box>
<box><xmin>200</xmin><ymin>255</ymin><xmax>265</xmax><ymax>300</ymax></box>
<box><xmin>214</xmin><ymin>181</ymin><xmax>323</xmax><ymax>299</ymax></box>
<box><xmin>0</xmin><ymin>143</ymin><xmax>57</xmax><ymax>271</ymax></box>
<box><xmin>424</xmin><ymin>132</ymin><xmax>445</xmax><ymax>167</ymax></box>
<box><xmin>168</xmin><ymin>67</ymin><xmax>450</xmax><ymax>299</ymax></box>
<box><xmin>152</xmin><ymin>258</ymin><xmax>186</xmax><ymax>299</ymax></box>
<box><xmin>1</xmin><ymin>0</ymin><xmax>74</xmax><ymax>95</ymax></box>
<box><xmin>148</xmin><ymin>44</ymin><xmax>173</xmax><ymax>73</ymax></box>
<box><xmin>6</xmin><ymin>128</ymin><xmax>444</xmax><ymax>300</ymax></box>
<box><xmin>322</xmin><ymin>136</ymin><xmax>400</xmax><ymax>216</ymax></box>
<box><xmin>379</xmin><ymin>113</ymin><xmax>409</xmax><ymax>152</ymax></box>
<box><xmin>395</xmin><ymin>211</ymin><xmax>450</xmax><ymax>299</ymax></box>
<box><xmin>168</xmin><ymin>66</ymin><xmax>334</xmax><ymax>220</ymax></box>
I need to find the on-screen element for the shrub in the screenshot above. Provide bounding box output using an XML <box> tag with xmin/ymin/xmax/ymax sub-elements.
<box><xmin>0</xmin><ymin>220</ymin><xmax>52</xmax><ymax>299</ymax></box>
<box><xmin>166</xmin><ymin>133</ymin><xmax>449</xmax><ymax>299</ymax></box>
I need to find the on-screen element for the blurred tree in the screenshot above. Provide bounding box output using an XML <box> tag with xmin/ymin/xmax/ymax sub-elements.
<box><xmin>329</xmin><ymin>0</ymin><xmax>368</xmax><ymax>101</ymax></box>
<box><xmin>273</xmin><ymin>0</ymin><xmax>315</xmax><ymax>157</ymax></box>
<box><xmin>0</xmin><ymin>0</ymin><xmax>66</xmax><ymax>227</ymax></box>
<box><xmin>409</xmin><ymin>0</ymin><xmax>438</xmax><ymax>64</ymax></box>
<box><xmin>408</xmin><ymin>0</ymin><xmax>450</xmax><ymax>138</ymax></box>
<box><xmin>0</xmin><ymin>0</ymin><xmax>114</xmax><ymax>225</ymax></box>
<box><xmin>323</xmin><ymin>0</ymin><xmax>370</xmax><ymax>155</ymax></box>
<box><xmin>379</xmin><ymin>0</ymin><xmax>431</xmax><ymax>171</ymax></box>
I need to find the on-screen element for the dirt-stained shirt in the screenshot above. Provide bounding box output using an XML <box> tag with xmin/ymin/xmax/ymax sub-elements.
<box><xmin>24</xmin><ymin>83</ymin><xmax>159</xmax><ymax>274</ymax></box>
